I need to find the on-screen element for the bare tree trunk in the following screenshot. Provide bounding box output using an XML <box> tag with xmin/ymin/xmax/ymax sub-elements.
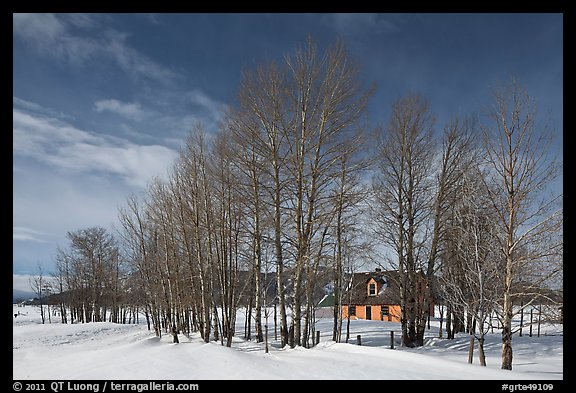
<box><xmin>481</xmin><ymin>79</ymin><xmax>562</xmax><ymax>370</ymax></box>
<box><xmin>373</xmin><ymin>95</ymin><xmax>435</xmax><ymax>348</ymax></box>
<box><xmin>501</xmin><ymin>275</ymin><xmax>514</xmax><ymax>370</ymax></box>
<box><xmin>438</xmin><ymin>303</ymin><xmax>444</xmax><ymax>338</ymax></box>
<box><xmin>478</xmin><ymin>335</ymin><xmax>487</xmax><ymax>366</ymax></box>
<box><xmin>467</xmin><ymin>334</ymin><xmax>474</xmax><ymax>364</ymax></box>
<box><xmin>446</xmin><ymin>302</ymin><xmax>453</xmax><ymax>339</ymax></box>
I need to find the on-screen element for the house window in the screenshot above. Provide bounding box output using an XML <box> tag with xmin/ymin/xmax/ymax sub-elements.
<box><xmin>381</xmin><ymin>305</ymin><xmax>389</xmax><ymax>319</ymax></box>
<box><xmin>369</xmin><ymin>283</ymin><xmax>376</xmax><ymax>296</ymax></box>
<box><xmin>349</xmin><ymin>305</ymin><xmax>356</xmax><ymax>316</ymax></box>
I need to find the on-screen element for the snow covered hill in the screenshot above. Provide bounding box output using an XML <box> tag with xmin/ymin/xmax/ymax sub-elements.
<box><xmin>13</xmin><ymin>305</ymin><xmax>563</xmax><ymax>380</ymax></box>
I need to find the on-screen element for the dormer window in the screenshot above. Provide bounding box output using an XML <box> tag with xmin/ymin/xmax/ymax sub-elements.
<box><xmin>369</xmin><ymin>282</ymin><xmax>376</xmax><ymax>296</ymax></box>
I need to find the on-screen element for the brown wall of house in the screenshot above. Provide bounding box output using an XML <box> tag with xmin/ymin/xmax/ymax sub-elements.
<box><xmin>341</xmin><ymin>305</ymin><xmax>355</xmax><ymax>320</ymax></box>
<box><xmin>342</xmin><ymin>305</ymin><xmax>401</xmax><ymax>323</ymax></box>
<box><xmin>388</xmin><ymin>305</ymin><xmax>401</xmax><ymax>322</ymax></box>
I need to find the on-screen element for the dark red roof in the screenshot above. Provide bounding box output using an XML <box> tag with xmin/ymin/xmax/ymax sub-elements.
<box><xmin>345</xmin><ymin>270</ymin><xmax>401</xmax><ymax>305</ymax></box>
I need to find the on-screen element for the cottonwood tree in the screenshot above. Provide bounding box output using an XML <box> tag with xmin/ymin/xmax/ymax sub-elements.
<box><xmin>228</xmin><ymin>61</ymin><xmax>292</xmax><ymax>346</ymax></box>
<box><xmin>132</xmin><ymin>124</ymin><xmax>248</xmax><ymax>346</ymax></box>
<box><xmin>440</xmin><ymin>167</ymin><xmax>503</xmax><ymax>366</ymax></box>
<box><xmin>114</xmin><ymin>36</ymin><xmax>377</xmax><ymax>351</ymax></box>
<box><xmin>416</xmin><ymin>118</ymin><xmax>477</xmax><ymax>345</ymax></box>
<box><xmin>172</xmin><ymin>129</ymin><xmax>215</xmax><ymax>343</ymax></box>
<box><xmin>227</xmin><ymin>108</ymin><xmax>273</xmax><ymax>344</ymax></box>
<box><xmin>119</xmin><ymin>193</ymin><xmax>163</xmax><ymax>336</ymax></box>
<box><xmin>78</xmin><ymin>228</ymin><xmax>116</xmax><ymax>322</ymax></box>
<box><xmin>481</xmin><ymin>79</ymin><xmax>562</xmax><ymax>370</ymax></box>
<box><xmin>53</xmin><ymin>251</ymin><xmax>71</xmax><ymax>323</ymax></box>
<box><xmin>331</xmin><ymin>142</ymin><xmax>371</xmax><ymax>342</ymax></box>
<box><xmin>228</xmin><ymin>37</ymin><xmax>373</xmax><ymax>348</ymax></box>
<box><xmin>372</xmin><ymin>95</ymin><xmax>436</xmax><ymax>347</ymax></box>
<box><xmin>146</xmin><ymin>177</ymin><xmax>186</xmax><ymax>343</ymax></box>
<box><xmin>30</xmin><ymin>263</ymin><xmax>48</xmax><ymax>324</ymax></box>
<box><xmin>53</xmin><ymin>227</ymin><xmax>122</xmax><ymax>323</ymax></box>
<box><xmin>120</xmin><ymin>130</ymin><xmax>219</xmax><ymax>342</ymax></box>
<box><xmin>283</xmin><ymin>37</ymin><xmax>372</xmax><ymax>347</ymax></box>
<box><xmin>208</xmin><ymin>128</ymin><xmax>245</xmax><ymax>347</ymax></box>
<box><xmin>373</xmin><ymin>96</ymin><xmax>477</xmax><ymax>347</ymax></box>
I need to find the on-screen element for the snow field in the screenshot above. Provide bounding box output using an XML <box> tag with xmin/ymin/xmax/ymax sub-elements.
<box><xmin>13</xmin><ymin>305</ymin><xmax>563</xmax><ymax>380</ymax></box>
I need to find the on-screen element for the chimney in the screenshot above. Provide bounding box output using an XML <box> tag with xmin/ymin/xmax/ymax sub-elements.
<box><xmin>375</xmin><ymin>267</ymin><xmax>382</xmax><ymax>273</ymax></box>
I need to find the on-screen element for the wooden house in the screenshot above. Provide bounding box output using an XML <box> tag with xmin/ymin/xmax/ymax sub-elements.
<box><xmin>341</xmin><ymin>269</ymin><xmax>402</xmax><ymax>322</ymax></box>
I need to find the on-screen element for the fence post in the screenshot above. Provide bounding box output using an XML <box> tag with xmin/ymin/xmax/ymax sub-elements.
<box><xmin>390</xmin><ymin>331</ymin><xmax>394</xmax><ymax>349</ymax></box>
<box><xmin>356</xmin><ymin>334</ymin><xmax>362</xmax><ymax>345</ymax></box>
<box><xmin>316</xmin><ymin>330</ymin><xmax>320</xmax><ymax>346</ymax></box>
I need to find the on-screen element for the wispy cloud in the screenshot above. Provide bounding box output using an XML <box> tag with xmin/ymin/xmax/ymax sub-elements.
<box><xmin>13</xmin><ymin>97</ymin><xmax>75</xmax><ymax>121</ymax></box>
<box><xmin>93</xmin><ymin>90</ymin><xmax>224</xmax><ymax>140</ymax></box>
<box><xmin>95</xmin><ymin>99</ymin><xmax>146</xmax><ymax>121</ymax></box>
<box><xmin>143</xmin><ymin>89</ymin><xmax>226</xmax><ymax>135</ymax></box>
<box><xmin>323</xmin><ymin>13</ymin><xmax>400</xmax><ymax>36</ymax></box>
<box><xmin>13</xmin><ymin>105</ymin><xmax>178</xmax><ymax>188</ymax></box>
<box><xmin>13</xmin><ymin>274</ymin><xmax>57</xmax><ymax>291</ymax></box>
<box><xmin>13</xmin><ymin>274</ymin><xmax>34</xmax><ymax>292</ymax></box>
<box><xmin>141</xmin><ymin>13</ymin><xmax>163</xmax><ymax>25</ymax></box>
<box><xmin>13</xmin><ymin>13</ymin><xmax>178</xmax><ymax>83</ymax></box>
<box><xmin>185</xmin><ymin>90</ymin><xmax>225</xmax><ymax>123</ymax></box>
<box><xmin>13</xmin><ymin>13</ymin><xmax>66</xmax><ymax>46</ymax></box>
<box><xmin>13</xmin><ymin>227</ymin><xmax>47</xmax><ymax>243</ymax></box>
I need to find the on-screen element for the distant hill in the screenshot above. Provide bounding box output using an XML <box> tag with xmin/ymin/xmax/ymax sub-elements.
<box><xmin>13</xmin><ymin>289</ymin><xmax>35</xmax><ymax>303</ymax></box>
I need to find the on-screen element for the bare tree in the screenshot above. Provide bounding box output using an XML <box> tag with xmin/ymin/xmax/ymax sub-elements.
<box><xmin>30</xmin><ymin>263</ymin><xmax>48</xmax><ymax>324</ymax></box>
<box><xmin>481</xmin><ymin>78</ymin><xmax>562</xmax><ymax>370</ymax></box>
<box><xmin>119</xmin><ymin>193</ymin><xmax>163</xmax><ymax>336</ymax></box>
<box><xmin>228</xmin><ymin>36</ymin><xmax>373</xmax><ymax>348</ymax></box>
<box><xmin>147</xmin><ymin>177</ymin><xmax>184</xmax><ymax>343</ymax></box>
<box><xmin>209</xmin><ymin>128</ymin><xmax>245</xmax><ymax>347</ymax></box>
<box><xmin>284</xmin><ymin>37</ymin><xmax>372</xmax><ymax>347</ymax></box>
<box><xmin>372</xmin><ymin>94</ymin><xmax>435</xmax><ymax>347</ymax></box>
<box><xmin>230</xmin><ymin>61</ymin><xmax>292</xmax><ymax>347</ymax></box>
<box><xmin>440</xmin><ymin>167</ymin><xmax>502</xmax><ymax>366</ymax></box>
<box><xmin>227</xmin><ymin>111</ymin><xmax>271</xmax><ymax>344</ymax></box>
<box><xmin>175</xmin><ymin>128</ymin><xmax>215</xmax><ymax>343</ymax></box>
<box><xmin>50</xmin><ymin>227</ymin><xmax>123</xmax><ymax>325</ymax></box>
<box><xmin>416</xmin><ymin>117</ymin><xmax>477</xmax><ymax>345</ymax></box>
<box><xmin>54</xmin><ymin>249</ymin><xmax>71</xmax><ymax>323</ymax></box>
<box><xmin>373</xmin><ymin>95</ymin><xmax>482</xmax><ymax>348</ymax></box>
<box><xmin>331</xmin><ymin>144</ymin><xmax>371</xmax><ymax>342</ymax></box>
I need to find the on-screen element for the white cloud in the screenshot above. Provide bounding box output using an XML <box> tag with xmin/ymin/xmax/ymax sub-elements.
<box><xmin>324</xmin><ymin>13</ymin><xmax>399</xmax><ymax>36</ymax></box>
<box><xmin>13</xmin><ymin>227</ymin><xmax>47</xmax><ymax>243</ymax></box>
<box><xmin>13</xmin><ymin>107</ymin><xmax>178</xmax><ymax>188</ymax></box>
<box><xmin>13</xmin><ymin>13</ymin><xmax>66</xmax><ymax>46</ymax></box>
<box><xmin>143</xmin><ymin>89</ymin><xmax>226</xmax><ymax>135</ymax></box>
<box><xmin>13</xmin><ymin>13</ymin><xmax>178</xmax><ymax>83</ymax></box>
<box><xmin>13</xmin><ymin>274</ymin><xmax>57</xmax><ymax>293</ymax></box>
<box><xmin>95</xmin><ymin>99</ymin><xmax>145</xmax><ymax>121</ymax></box>
<box><xmin>141</xmin><ymin>13</ymin><xmax>163</xmax><ymax>25</ymax></box>
<box><xmin>13</xmin><ymin>165</ymin><xmax>131</xmax><ymax>257</ymax></box>
<box><xmin>13</xmin><ymin>97</ymin><xmax>75</xmax><ymax>121</ymax></box>
<box><xmin>65</xmin><ymin>13</ymin><xmax>100</xmax><ymax>29</ymax></box>
<box><xmin>185</xmin><ymin>90</ymin><xmax>225</xmax><ymax>122</ymax></box>
<box><xmin>13</xmin><ymin>274</ymin><xmax>34</xmax><ymax>293</ymax></box>
<box><xmin>104</xmin><ymin>31</ymin><xmax>178</xmax><ymax>82</ymax></box>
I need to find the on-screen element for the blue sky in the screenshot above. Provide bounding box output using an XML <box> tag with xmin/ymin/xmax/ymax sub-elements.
<box><xmin>13</xmin><ymin>13</ymin><xmax>563</xmax><ymax>288</ymax></box>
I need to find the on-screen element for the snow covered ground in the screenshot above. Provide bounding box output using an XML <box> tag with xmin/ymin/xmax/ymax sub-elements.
<box><xmin>13</xmin><ymin>304</ymin><xmax>563</xmax><ymax>380</ymax></box>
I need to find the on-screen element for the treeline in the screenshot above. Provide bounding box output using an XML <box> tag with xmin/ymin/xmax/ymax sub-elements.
<box><xmin>116</xmin><ymin>38</ymin><xmax>373</xmax><ymax>349</ymax></box>
<box><xmin>46</xmin><ymin>37</ymin><xmax>562</xmax><ymax>371</ymax></box>
<box><xmin>48</xmin><ymin>227</ymin><xmax>141</xmax><ymax>325</ymax></box>
<box><xmin>370</xmin><ymin>89</ymin><xmax>562</xmax><ymax>368</ymax></box>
